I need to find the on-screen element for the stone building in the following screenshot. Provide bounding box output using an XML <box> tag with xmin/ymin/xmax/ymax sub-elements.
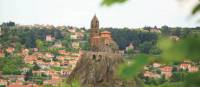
<box><xmin>68</xmin><ymin>15</ymin><xmax>138</xmax><ymax>87</ymax></box>
<box><xmin>89</xmin><ymin>15</ymin><xmax>118</xmax><ymax>52</ymax></box>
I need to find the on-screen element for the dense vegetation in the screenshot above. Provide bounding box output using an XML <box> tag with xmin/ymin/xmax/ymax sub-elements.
<box><xmin>0</xmin><ymin>56</ymin><xmax>25</xmax><ymax>75</ymax></box>
<box><xmin>105</xmin><ymin>26</ymin><xmax>199</xmax><ymax>54</ymax></box>
<box><xmin>0</xmin><ymin>22</ymin><xmax>63</xmax><ymax>49</ymax></box>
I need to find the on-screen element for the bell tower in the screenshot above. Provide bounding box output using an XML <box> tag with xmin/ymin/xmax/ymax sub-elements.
<box><xmin>90</xmin><ymin>14</ymin><xmax>99</xmax><ymax>37</ymax></box>
<box><xmin>89</xmin><ymin>15</ymin><xmax>100</xmax><ymax>49</ymax></box>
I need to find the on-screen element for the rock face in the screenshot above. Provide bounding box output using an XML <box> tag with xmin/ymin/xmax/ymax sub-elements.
<box><xmin>68</xmin><ymin>15</ymin><xmax>141</xmax><ymax>87</ymax></box>
<box><xmin>68</xmin><ymin>51</ymin><xmax>137</xmax><ymax>87</ymax></box>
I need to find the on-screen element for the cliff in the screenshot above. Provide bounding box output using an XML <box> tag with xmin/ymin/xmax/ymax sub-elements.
<box><xmin>68</xmin><ymin>51</ymin><xmax>140</xmax><ymax>87</ymax></box>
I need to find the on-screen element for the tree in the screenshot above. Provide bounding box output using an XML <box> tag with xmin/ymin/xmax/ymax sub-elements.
<box><xmin>62</xmin><ymin>35</ymin><xmax>73</xmax><ymax>51</ymax></box>
<box><xmin>161</xmin><ymin>25</ymin><xmax>170</xmax><ymax>35</ymax></box>
<box><xmin>15</xmin><ymin>42</ymin><xmax>22</xmax><ymax>52</ymax></box>
<box><xmin>144</xmin><ymin>26</ymin><xmax>151</xmax><ymax>32</ymax></box>
<box><xmin>53</xmin><ymin>29</ymin><xmax>63</xmax><ymax>39</ymax></box>
<box><xmin>149</xmin><ymin>46</ymin><xmax>161</xmax><ymax>55</ymax></box>
<box><xmin>126</xmin><ymin>48</ymin><xmax>134</xmax><ymax>55</ymax></box>
<box><xmin>33</xmin><ymin>62</ymin><xmax>40</xmax><ymax>70</ymax></box>
<box><xmin>36</xmin><ymin>39</ymin><xmax>44</xmax><ymax>49</ymax></box>
<box><xmin>172</xmin><ymin>27</ymin><xmax>181</xmax><ymax>37</ymax></box>
<box><xmin>2</xmin><ymin>61</ymin><xmax>21</xmax><ymax>75</ymax></box>
<box><xmin>181</xmin><ymin>28</ymin><xmax>191</xmax><ymax>38</ymax></box>
<box><xmin>25</xmin><ymin>32</ymin><xmax>36</xmax><ymax>48</ymax></box>
<box><xmin>2</xmin><ymin>21</ymin><xmax>15</xmax><ymax>26</ymax></box>
<box><xmin>139</xmin><ymin>41</ymin><xmax>153</xmax><ymax>54</ymax></box>
<box><xmin>25</xmin><ymin>70</ymin><xmax>33</xmax><ymax>81</ymax></box>
<box><xmin>80</xmin><ymin>41</ymin><xmax>89</xmax><ymax>50</ymax></box>
<box><xmin>0</xmin><ymin>56</ymin><xmax>24</xmax><ymax>75</ymax></box>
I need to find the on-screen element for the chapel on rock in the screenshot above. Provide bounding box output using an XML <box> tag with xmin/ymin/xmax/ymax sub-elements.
<box><xmin>68</xmin><ymin>15</ymin><xmax>136</xmax><ymax>87</ymax></box>
<box><xmin>89</xmin><ymin>15</ymin><xmax>118</xmax><ymax>52</ymax></box>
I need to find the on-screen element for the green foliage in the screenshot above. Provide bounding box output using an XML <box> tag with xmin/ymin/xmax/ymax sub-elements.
<box><xmin>118</xmin><ymin>54</ymin><xmax>150</xmax><ymax>79</ymax></box>
<box><xmin>51</xmin><ymin>66</ymin><xmax>62</xmax><ymax>71</ymax></box>
<box><xmin>107</xmin><ymin>28</ymin><xmax>158</xmax><ymax>49</ymax></box>
<box><xmin>62</xmin><ymin>35</ymin><xmax>74</xmax><ymax>51</ymax></box>
<box><xmin>47</xmin><ymin>47</ymin><xmax>65</xmax><ymax>56</ymax></box>
<box><xmin>57</xmin><ymin>80</ymin><xmax>80</xmax><ymax>87</ymax></box>
<box><xmin>192</xmin><ymin>2</ymin><xmax>200</xmax><ymax>15</ymax></box>
<box><xmin>161</xmin><ymin>25</ymin><xmax>170</xmax><ymax>35</ymax></box>
<box><xmin>157</xmin><ymin>37</ymin><xmax>184</xmax><ymax>62</ymax></box>
<box><xmin>25</xmin><ymin>70</ymin><xmax>33</xmax><ymax>81</ymax></box>
<box><xmin>101</xmin><ymin>0</ymin><xmax>128</xmax><ymax>6</ymax></box>
<box><xmin>126</xmin><ymin>48</ymin><xmax>134</xmax><ymax>55</ymax></box>
<box><xmin>0</xmin><ymin>56</ymin><xmax>24</xmax><ymax>75</ymax></box>
<box><xmin>32</xmin><ymin>62</ymin><xmax>41</xmax><ymax>70</ymax></box>
<box><xmin>80</xmin><ymin>41</ymin><xmax>90</xmax><ymax>50</ymax></box>
<box><xmin>2</xmin><ymin>21</ymin><xmax>15</xmax><ymax>26</ymax></box>
<box><xmin>25</xmin><ymin>32</ymin><xmax>36</xmax><ymax>48</ymax></box>
<box><xmin>144</xmin><ymin>76</ymin><xmax>167</xmax><ymax>86</ymax></box>
<box><xmin>36</xmin><ymin>39</ymin><xmax>44</xmax><ymax>49</ymax></box>
<box><xmin>149</xmin><ymin>46</ymin><xmax>161</xmax><ymax>55</ymax></box>
<box><xmin>170</xmin><ymin>72</ymin><xmax>187</xmax><ymax>82</ymax></box>
<box><xmin>118</xmin><ymin>34</ymin><xmax>200</xmax><ymax>87</ymax></box>
<box><xmin>35</xmin><ymin>79</ymin><xmax>43</xmax><ymax>85</ymax></box>
<box><xmin>71</xmin><ymin>80</ymin><xmax>81</xmax><ymax>87</ymax></box>
<box><xmin>184</xmin><ymin>72</ymin><xmax>200</xmax><ymax>87</ymax></box>
<box><xmin>31</xmin><ymin>74</ymin><xmax>51</xmax><ymax>85</ymax></box>
<box><xmin>158</xmin><ymin>35</ymin><xmax>200</xmax><ymax>62</ymax></box>
<box><xmin>2</xmin><ymin>62</ymin><xmax>21</xmax><ymax>75</ymax></box>
<box><xmin>0</xmin><ymin>24</ymin><xmax>64</xmax><ymax>49</ymax></box>
<box><xmin>139</xmin><ymin>41</ymin><xmax>154</xmax><ymax>54</ymax></box>
<box><xmin>144</xmin><ymin>82</ymin><xmax>183</xmax><ymax>87</ymax></box>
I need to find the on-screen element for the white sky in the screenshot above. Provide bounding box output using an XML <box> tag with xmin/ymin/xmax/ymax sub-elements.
<box><xmin>0</xmin><ymin>0</ymin><xmax>199</xmax><ymax>28</ymax></box>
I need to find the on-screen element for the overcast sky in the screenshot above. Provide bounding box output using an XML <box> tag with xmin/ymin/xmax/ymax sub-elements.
<box><xmin>0</xmin><ymin>0</ymin><xmax>199</xmax><ymax>28</ymax></box>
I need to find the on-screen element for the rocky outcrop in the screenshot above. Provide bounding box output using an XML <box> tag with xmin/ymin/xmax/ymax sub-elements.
<box><xmin>68</xmin><ymin>51</ymin><xmax>138</xmax><ymax>87</ymax></box>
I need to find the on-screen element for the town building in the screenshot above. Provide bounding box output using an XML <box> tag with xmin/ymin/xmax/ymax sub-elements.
<box><xmin>0</xmin><ymin>79</ymin><xmax>7</xmax><ymax>87</ymax></box>
<box><xmin>0</xmin><ymin>50</ymin><xmax>5</xmax><ymax>58</ymax></box>
<box><xmin>188</xmin><ymin>66</ymin><xmax>199</xmax><ymax>72</ymax></box>
<box><xmin>125</xmin><ymin>43</ymin><xmax>134</xmax><ymax>51</ymax></box>
<box><xmin>152</xmin><ymin>62</ymin><xmax>161</xmax><ymax>68</ymax></box>
<box><xmin>72</xmin><ymin>42</ymin><xmax>80</xmax><ymax>49</ymax></box>
<box><xmin>180</xmin><ymin>63</ymin><xmax>191</xmax><ymax>70</ymax></box>
<box><xmin>160</xmin><ymin>66</ymin><xmax>173</xmax><ymax>78</ymax></box>
<box><xmin>6</xmin><ymin>47</ymin><xmax>15</xmax><ymax>53</ymax></box>
<box><xmin>150</xmin><ymin>26</ymin><xmax>161</xmax><ymax>33</ymax></box>
<box><xmin>46</xmin><ymin>35</ymin><xmax>55</xmax><ymax>41</ymax></box>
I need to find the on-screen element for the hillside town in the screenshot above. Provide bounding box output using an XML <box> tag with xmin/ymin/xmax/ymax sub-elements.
<box><xmin>0</xmin><ymin>15</ymin><xmax>200</xmax><ymax>87</ymax></box>
<box><xmin>0</xmin><ymin>27</ymin><xmax>85</xmax><ymax>87</ymax></box>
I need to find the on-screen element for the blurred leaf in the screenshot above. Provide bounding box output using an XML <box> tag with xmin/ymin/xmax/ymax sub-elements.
<box><xmin>101</xmin><ymin>0</ymin><xmax>128</xmax><ymax>6</ymax></box>
<box><xmin>158</xmin><ymin>37</ymin><xmax>184</xmax><ymax>62</ymax></box>
<box><xmin>117</xmin><ymin>54</ymin><xmax>150</xmax><ymax>79</ymax></box>
<box><xmin>71</xmin><ymin>80</ymin><xmax>81</xmax><ymax>87</ymax></box>
<box><xmin>158</xmin><ymin>35</ymin><xmax>200</xmax><ymax>62</ymax></box>
<box><xmin>192</xmin><ymin>3</ymin><xmax>200</xmax><ymax>15</ymax></box>
<box><xmin>184</xmin><ymin>72</ymin><xmax>200</xmax><ymax>87</ymax></box>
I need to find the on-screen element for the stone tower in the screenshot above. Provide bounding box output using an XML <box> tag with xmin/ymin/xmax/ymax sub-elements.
<box><xmin>90</xmin><ymin>14</ymin><xmax>99</xmax><ymax>33</ymax></box>
<box><xmin>89</xmin><ymin>15</ymin><xmax>100</xmax><ymax>50</ymax></box>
